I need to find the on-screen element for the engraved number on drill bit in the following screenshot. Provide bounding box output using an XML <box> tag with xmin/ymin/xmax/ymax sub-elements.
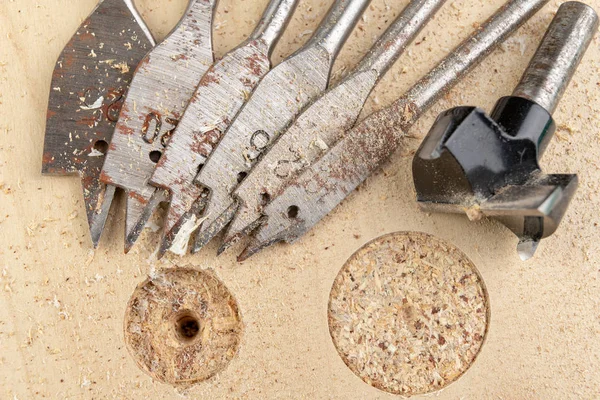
<box><xmin>80</xmin><ymin>87</ymin><xmax>124</xmax><ymax>123</ymax></box>
<box><xmin>142</xmin><ymin>112</ymin><xmax>179</xmax><ymax>147</ymax></box>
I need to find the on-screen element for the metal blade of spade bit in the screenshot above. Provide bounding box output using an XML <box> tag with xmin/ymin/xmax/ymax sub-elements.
<box><xmin>140</xmin><ymin>0</ymin><xmax>300</xmax><ymax>257</ymax></box>
<box><xmin>240</xmin><ymin>0</ymin><xmax>551</xmax><ymax>261</ymax></box>
<box><xmin>190</xmin><ymin>0</ymin><xmax>372</xmax><ymax>254</ymax></box>
<box><xmin>42</xmin><ymin>0</ymin><xmax>155</xmax><ymax>247</ymax></box>
<box><xmin>99</xmin><ymin>0</ymin><xmax>218</xmax><ymax>253</ymax></box>
<box><xmin>220</xmin><ymin>0</ymin><xmax>447</xmax><ymax>254</ymax></box>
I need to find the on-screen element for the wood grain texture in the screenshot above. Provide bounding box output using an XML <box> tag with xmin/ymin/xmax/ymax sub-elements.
<box><xmin>1</xmin><ymin>0</ymin><xmax>599</xmax><ymax>398</ymax></box>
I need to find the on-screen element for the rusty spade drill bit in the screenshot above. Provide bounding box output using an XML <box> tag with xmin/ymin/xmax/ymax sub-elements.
<box><xmin>190</xmin><ymin>0</ymin><xmax>372</xmax><ymax>254</ymax></box>
<box><xmin>100</xmin><ymin>0</ymin><xmax>218</xmax><ymax>253</ymax></box>
<box><xmin>239</xmin><ymin>0</ymin><xmax>551</xmax><ymax>261</ymax></box>
<box><xmin>141</xmin><ymin>0</ymin><xmax>300</xmax><ymax>257</ymax></box>
<box><xmin>413</xmin><ymin>2</ymin><xmax>598</xmax><ymax>260</ymax></box>
<box><xmin>42</xmin><ymin>0</ymin><xmax>155</xmax><ymax>248</ymax></box>
<box><xmin>220</xmin><ymin>0</ymin><xmax>447</xmax><ymax>254</ymax></box>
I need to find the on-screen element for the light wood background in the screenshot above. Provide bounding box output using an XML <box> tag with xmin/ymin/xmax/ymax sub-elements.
<box><xmin>1</xmin><ymin>0</ymin><xmax>599</xmax><ymax>398</ymax></box>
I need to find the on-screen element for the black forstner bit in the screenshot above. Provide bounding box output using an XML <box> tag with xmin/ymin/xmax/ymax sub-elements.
<box><xmin>413</xmin><ymin>2</ymin><xmax>598</xmax><ymax>260</ymax></box>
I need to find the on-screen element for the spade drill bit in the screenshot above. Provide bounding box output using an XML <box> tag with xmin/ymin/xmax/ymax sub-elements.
<box><xmin>99</xmin><ymin>0</ymin><xmax>218</xmax><ymax>252</ymax></box>
<box><xmin>144</xmin><ymin>0</ymin><xmax>300</xmax><ymax>257</ymax></box>
<box><xmin>239</xmin><ymin>0</ymin><xmax>551</xmax><ymax>261</ymax></box>
<box><xmin>42</xmin><ymin>0</ymin><xmax>155</xmax><ymax>247</ymax></box>
<box><xmin>190</xmin><ymin>0</ymin><xmax>372</xmax><ymax>254</ymax></box>
<box><xmin>413</xmin><ymin>2</ymin><xmax>598</xmax><ymax>260</ymax></box>
<box><xmin>220</xmin><ymin>0</ymin><xmax>448</xmax><ymax>254</ymax></box>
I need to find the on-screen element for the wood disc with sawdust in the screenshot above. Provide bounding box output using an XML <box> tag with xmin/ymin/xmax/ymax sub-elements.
<box><xmin>124</xmin><ymin>268</ymin><xmax>243</xmax><ymax>386</ymax></box>
<box><xmin>328</xmin><ymin>232</ymin><xmax>489</xmax><ymax>396</ymax></box>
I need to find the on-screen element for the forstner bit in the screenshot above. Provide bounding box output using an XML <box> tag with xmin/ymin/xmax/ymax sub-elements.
<box><xmin>239</xmin><ymin>0</ymin><xmax>551</xmax><ymax>261</ymax></box>
<box><xmin>219</xmin><ymin>0</ymin><xmax>448</xmax><ymax>254</ymax></box>
<box><xmin>144</xmin><ymin>0</ymin><xmax>300</xmax><ymax>256</ymax></box>
<box><xmin>42</xmin><ymin>0</ymin><xmax>155</xmax><ymax>247</ymax></box>
<box><xmin>188</xmin><ymin>0</ymin><xmax>373</xmax><ymax>254</ymax></box>
<box><xmin>413</xmin><ymin>2</ymin><xmax>598</xmax><ymax>260</ymax></box>
<box><xmin>100</xmin><ymin>0</ymin><xmax>218</xmax><ymax>253</ymax></box>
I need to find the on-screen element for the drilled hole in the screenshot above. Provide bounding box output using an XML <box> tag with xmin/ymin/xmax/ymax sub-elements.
<box><xmin>149</xmin><ymin>150</ymin><xmax>162</xmax><ymax>163</ymax></box>
<box><xmin>93</xmin><ymin>140</ymin><xmax>109</xmax><ymax>154</ymax></box>
<box><xmin>175</xmin><ymin>313</ymin><xmax>200</xmax><ymax>342</ymax></box>
<box><xmin>237</xmin><ymin>171</ymin><xmax>247</xmax><ymax>183</ymax></box>
<box><xmin>287</xmin><ymin>205</ymin><xmax>299</xmax><ymax>219</ymax></box>
<box><xmin>260</xmin><ymin>192</ymin><xmax>271</xmax><ymax>206</ymax></box>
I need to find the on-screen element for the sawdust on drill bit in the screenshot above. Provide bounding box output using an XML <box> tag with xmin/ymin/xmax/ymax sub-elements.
<box><xmin>328</xmin><ymin>232</ymin><xmax>489</xmax><ymax>396</ymax></box>
<box><xmin>124</xmin><ymin>268</ymin><xmax>243</xmax><ymax>387</ymax></box>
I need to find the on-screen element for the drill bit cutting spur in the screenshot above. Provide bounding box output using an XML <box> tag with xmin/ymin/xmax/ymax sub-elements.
<box><xmin>237</xmin><ymin>0</ymin><xmax>553</xmax><ymax>261</ymax></box>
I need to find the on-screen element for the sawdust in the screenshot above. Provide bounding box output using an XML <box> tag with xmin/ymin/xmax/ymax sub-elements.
<box><xmin>329</xmin><ymin>232</ymin><xmax>489</xmax><ymax>396</ymax></box>
<box><xmin>124</xmin><ymin>268</ymin><xmax>243</xmax><ymax>387</ymax></box>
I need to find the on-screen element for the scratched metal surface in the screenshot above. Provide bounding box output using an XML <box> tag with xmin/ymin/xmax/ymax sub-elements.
<box><xmin>224</xmin><ymin>0</ymin><xmax>447</xmax><ymax>251</ymax></box>
<box><xmin>191</xmin><ymin>0</ymin><xmax>372</xmax><ymax>252</ymax></box>
<box><xmin>41</xmin><ymin>0</ymin><xmax>154</xmax><ymax>247</ymax></box>
<box><xmin>244</xmin><ymin>0</ymin><xmax>551</xmax><ymax>259</ymax></box>
<box><xmin>146</xmin><ymin>0</ymin><xmax>299</xmax><ymax>256</ymax></box>
<box><xmin>100</xmin><ymin>0</ymin><xmax>216</xmax><ymax>251</ymax></box>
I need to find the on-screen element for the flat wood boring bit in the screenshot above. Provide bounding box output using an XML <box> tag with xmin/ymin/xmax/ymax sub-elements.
<box><xmin>99</xmin><ymin>0</ymin><xmax>218</xmax><ymax>253</ymax></box>
<box><xmin>189</xmin><ymin>0</ymin><xmax>373</xmax><ymax>254</ymax></box>
<box><xmin>238</xmin><ymin>0</ymin><xmax>551</xmax><ymax>261</ymax></box>
<box><xmin>141</xmin><ymin>0</ymin><xmax>300</xmax><ymax>257</ymax></box>
<box><xmin>42</xmin><ymin>0</ymin><xmax>155</xmax><ymax>248</ymax></box>
<box><xmin>413</xmin><ymin>2</ymin><xmax>598</xmax><ymax>260</ymax></box>
<box><xmin>219</xmin><ymin>0</ymin><xmax>448</xmax><ymax>255</ymax></box>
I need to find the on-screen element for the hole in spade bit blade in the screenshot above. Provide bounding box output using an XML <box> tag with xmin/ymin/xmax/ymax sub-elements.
<box><xmin>93</xmin><ymin>140</ymin><xmax>109</xmax><ymax>154</ymax></box>
<box><xmin>149</xmin><ymin>151</ymin><xmax>162</xmax><ymax>163</ymax></box>
<box><xmin>287</xmin><ymin>205</ymin><xmax>299</xmax><ymax>219</ymax></box>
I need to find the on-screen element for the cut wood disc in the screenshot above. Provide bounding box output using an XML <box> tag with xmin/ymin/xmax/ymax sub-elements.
<box><xmin>124</xmin><ymin>268</ymin><xmax>242</xmax><ymax>386</ymax></box>
<box><xmin>328</xmin><ymin>232</ymin><xmax>489</xmax><ymax>396</ymax></box>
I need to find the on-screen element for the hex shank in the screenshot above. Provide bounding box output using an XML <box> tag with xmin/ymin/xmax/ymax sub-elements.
<box><xmin>248</xmin><ymin>0</ymin><xmax>299</xmax><ymax>52</ymax></box>
<box><xmin>512</xmin><ymin>1</ymin><xmax>598</xmax><ymax>114</ymax></box>
<box><xmin>308</xmin><ymin>0</ymin><xmax>371</xmax><ymax>60</ymax></box>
